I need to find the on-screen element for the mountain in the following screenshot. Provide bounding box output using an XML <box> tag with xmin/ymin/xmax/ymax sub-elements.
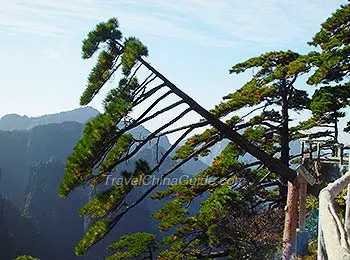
<box><xmin>0</xmin><ymin>107</ymin><xmax>208</xmax><ymax>259</ymax></box>
<box><xmin>0</xmin><ymin>107</ymin><xmax>99</xmax><ymax>131</ymax></box>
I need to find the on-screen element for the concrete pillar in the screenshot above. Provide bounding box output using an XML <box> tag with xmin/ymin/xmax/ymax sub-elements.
<box><xmin>282</xmin><ymin>180</ymin><xmax>299</xmax><ymax>260</ymax></box>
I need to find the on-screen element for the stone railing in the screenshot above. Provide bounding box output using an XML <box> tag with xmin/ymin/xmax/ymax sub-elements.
<box><xmin>318</xmin><ymin>170</ymin><xmax>350</xmax><ymax>260</ymax></box>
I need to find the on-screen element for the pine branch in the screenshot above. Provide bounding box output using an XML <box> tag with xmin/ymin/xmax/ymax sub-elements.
<box><xmin>121</xmin><ymin>63</ymin><xmax>143</xmax><ymax>93</ymax></box>
<box><xmin>137</xmin><ymin>100</ymin><xmax>186</xmax><ymax>126</ymax></box>
<box><xmin>133</xmin><ymin>83</ymin><xmax>166</xmax><ymax>106</ymax></box>
<box><xmin>140</xmin><ymin>127</ymin><xmax>194</xmax><ymax>181</ymax></box>
<box><xmin>104</xmin><ymin>108</ymin><xmax>192</xmax><ymax>173</ymax></box>
<box><xmin>134</xmin><ymin>91</ymin><xmax>173</xmax><ymax>123</ymax></box>
<box><xmin>132</xmin><ymin>74</ymin><xmax>157</xmax><ymax>99</ymax></box>
<box><xmin>240</xmin><ymin>103</ymin><xmax>269</xmax><ymax>120</ymax></box>
<box><xmin>154</xmin><ymin>121</ymin><xmax>209</xmax><ymax>138</ymax></box>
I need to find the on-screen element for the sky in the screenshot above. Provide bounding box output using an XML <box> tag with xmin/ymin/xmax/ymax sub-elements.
<box><xmin>0</xmin><ymin>0</ymin><xmax>349</xmax><ymax>141</ymax></box>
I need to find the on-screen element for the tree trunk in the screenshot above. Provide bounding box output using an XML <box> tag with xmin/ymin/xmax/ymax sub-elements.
<box><xmin>280</xmin><ymin>85</ymin><xmax>290</xmax><ymax>167</ymax></box>
<box><xmin>334</xmin><ymin>113</ymin><xmax>338</xmax><ymax>143</ymax></box>
<box><xmin>279</xmin><ymin>83</ymin><xmax>290</xmax><ymax>204</ymax></box>
<box><xmin>138</xmin><ymin>55</ymin><xmax>297</xmax><ymax>182</ymax></box>
<box><xmin>281</xmin><ymin>83</ymin><xmax>299</xmax><ymax>260</ymax></box>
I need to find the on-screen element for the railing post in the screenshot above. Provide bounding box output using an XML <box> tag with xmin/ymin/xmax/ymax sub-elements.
<box><xmin>296</xmin><ymin>174</ymin><xmax>309</xmax><ymax>257</ymax></box>
<box><xmin>318</xmin><ymin>170</ymin><xmax>350</xmax><ymax>259</ymax></box>
<box><xmin>339</xmin><ymin>144</ymin><xmax>344</xmax><ymax>160</ymax></box>
<box><xmin>309</xmin><ymin>142</ymin><xmax>313</xmax><ymax>160</ymax></box>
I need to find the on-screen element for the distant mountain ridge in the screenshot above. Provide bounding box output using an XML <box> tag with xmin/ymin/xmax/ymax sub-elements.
<box><xmin>0</xmin><ymin>107</ymin><xmax>99</xmax><ymax>131</ymax></box>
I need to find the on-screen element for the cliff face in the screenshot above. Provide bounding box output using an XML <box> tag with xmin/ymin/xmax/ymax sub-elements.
<box><xmin>0</xmin><ymin>121</ymin><xmax>84</xmax><ymax>207</ymax></box>
<box><xmin>0</xmin><ymin>113</ymin><xmax>97</xmax><ymax>259</ymax></box>
<box><xmin>0</xmin><ymin>196</ymin><xmax>19</xmax><ymax>260</ymax></box>
<box><xmin>0</xmin><ymin>195</ymin><xmax>41</xmax><ymax>260</ymax></box>
<box><xmin>22</xmin><ymin>159</ymin><xmax>88</xmax><ymax>260</ymax></box>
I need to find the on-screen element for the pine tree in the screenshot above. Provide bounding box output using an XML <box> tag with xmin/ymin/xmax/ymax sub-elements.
<box><xmin>59</xmin><ymin>18</ymin><xmax>302</xmax><ymax>259</ymax></box>
<box><xmin>308</xmin><ymin>4</ymin><xmax>350</xmax><ymax>85</ymax></box>
<box><xmin>310</xmin><ymin>85</ymin><xmax>350</xmax><ymax>142</ymax></box>
<box><xmin>307</xmin><ymin>4</ymin><xmax>350</xmax><ymax>134</ymax></box>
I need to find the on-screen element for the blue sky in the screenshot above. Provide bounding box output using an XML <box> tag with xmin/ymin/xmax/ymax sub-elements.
<box><xmin>0</xmin><ymin>0</ymin><xmax>348</xmax><ymax>141</ymax></box>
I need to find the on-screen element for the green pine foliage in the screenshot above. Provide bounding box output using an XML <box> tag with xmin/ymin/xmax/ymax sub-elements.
<box><xmin>311</xmin><ymin>85</ymin><xmax>350</xmax><ymax>119</ymax></box>
<box><xmin>75</xmin><ymin>219</ymin><xmax>112</xmax><ymax>255</ymax></box>
<box><xmin>79</xmin><ymin>184</ymin><xmax>131</xmax><ymax>218</ymax></box>
<box><xmin>308</xmin><ymin>4</ymin><xmax>350</xmax><ymax>84</ymax></box>
<box><xmin>106</xmin><ymin>233</ymin><xmax>156</xmax><ymax>260</ymax></box>
<box><xmin>81</xmin><ymin>18</ymin><xmax>122</xmax><ymax>60</ymax></box>
<box><xmin>307</xmin><ymin>4</ymin><xmax>350</xmax><ymax>135</ymax></box>
<box><xmin>211</xmin><ymin>79</ymin><xmax>278</xmax><ymax>118</ymax></box>
<box><xmin>121</xmin><ymin>37</ymin><xmax>148</xmax><ymax>75</ymax></box>
<box><xmin>59</xmin><ymin>23</ymin><xmax>148</xmax><ymax>197</ymax></box>
<box><xmin>80</xmin><ymin>19</ymin><xmax>147</xmax><ymax>105</ymax></box>
<box><xmin>14</xmin><ymin>256</ymin><xmax>40</xmax><ymax>260</ymax></box>
<box><xmin>98</xmin><ymin>134</ymin><xmax>133</xmax><ymax>174</ymax></box>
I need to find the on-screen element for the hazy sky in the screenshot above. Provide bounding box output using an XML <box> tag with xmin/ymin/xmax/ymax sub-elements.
<box><xmin>0</xmin><ymin>0</ymin><xmax>348</xmax><ymax>141</ymax></box>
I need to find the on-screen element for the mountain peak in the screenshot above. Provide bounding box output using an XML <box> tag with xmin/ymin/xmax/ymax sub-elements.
<box><xmin>0</xmin><ymin>113</ymin><xmax>29</xmax><ymax>120</ymax></box>
<box><xmin>0</xmin><ymin>107</ymin><xmax>99</xmax><ymax>131</ymax></box>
